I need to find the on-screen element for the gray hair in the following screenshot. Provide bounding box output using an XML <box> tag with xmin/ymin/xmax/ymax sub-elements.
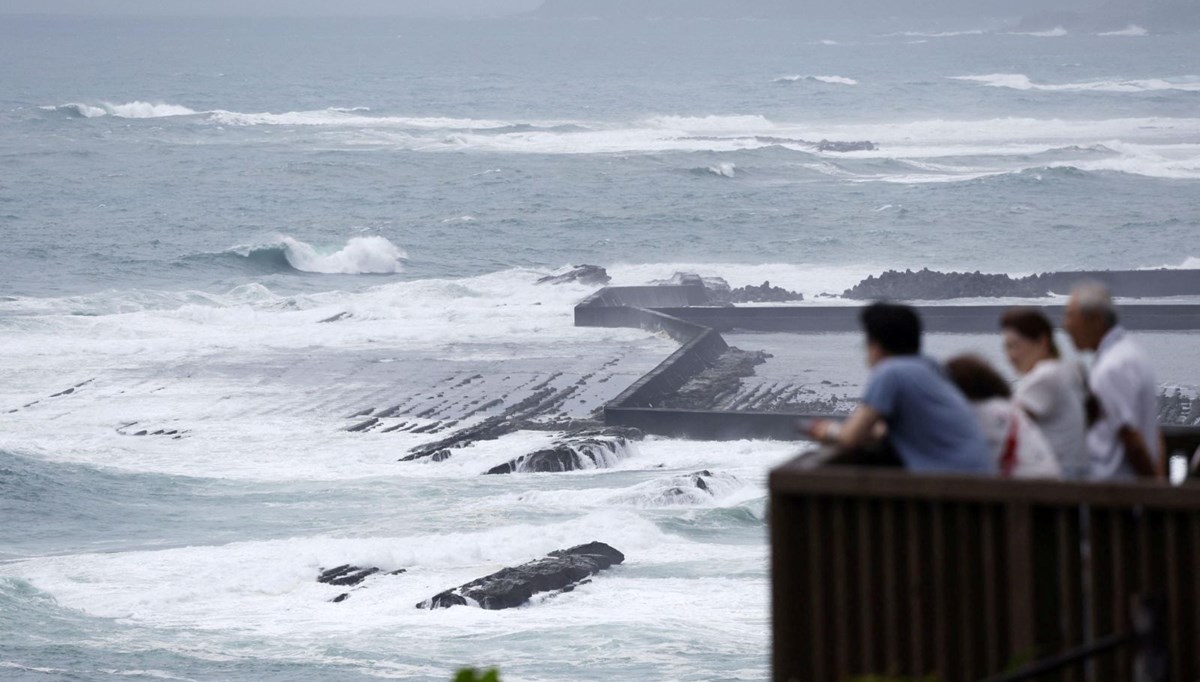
<box><xmin>1071</xmin><ymin>281</ymin><xmax>1118</xmax><ymax>327</ymax></box>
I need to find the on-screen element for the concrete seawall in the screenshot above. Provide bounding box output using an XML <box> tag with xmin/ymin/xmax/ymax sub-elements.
<box><xmin>651</xmin><ymin>303</ymin><xmax>1200</xmax><ymax>333</ymax></box>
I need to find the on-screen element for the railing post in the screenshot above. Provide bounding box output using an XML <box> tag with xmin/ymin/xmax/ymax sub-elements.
<box><xmin>1005</xmin><ymin>503</ymin><xmax>1036</xmax><ymax>658</ymax></box>
<box><xmin>1132</xmin><ymin>594</ymin><xmax>1168</xmax><ymax>682</ymax></box>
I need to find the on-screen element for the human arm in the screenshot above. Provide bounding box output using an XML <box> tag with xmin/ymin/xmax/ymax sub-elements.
<box><xmin>807</xmin><ymin>405</ymin><xmax>883</xmax><ymax>450</ymax></box>
<box><xmin>1118</xmin><ymin>426</ymin><xmax>1162</xmax><ymax>478</ymax></box>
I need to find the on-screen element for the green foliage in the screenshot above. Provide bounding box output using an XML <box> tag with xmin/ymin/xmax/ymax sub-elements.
<box><xmin>453</xmin><ymin>668</ymin><xmax>501</xmax><ymax>682</ymax></box>
<box><xmin>851</xmin><ymin>676</ymin><xmax>938</xmax><ymax>682</ymax></box>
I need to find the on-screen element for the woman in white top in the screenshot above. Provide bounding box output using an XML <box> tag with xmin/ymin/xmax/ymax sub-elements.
<box><xmin>1000</xmin><ymin>308</ymin><xmax>1089</xmax><ymax>479</ymax></box>
<box><xmin>945</xmin><ymin>355</ymin><xmax>1061</xmax><ymax>479</ymax></box>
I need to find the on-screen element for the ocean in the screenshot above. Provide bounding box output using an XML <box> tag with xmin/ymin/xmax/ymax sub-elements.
<box><xmin>1</xmin><ymin>14</ymin><xmax>1198</xmax><ymax>681</ymax></box>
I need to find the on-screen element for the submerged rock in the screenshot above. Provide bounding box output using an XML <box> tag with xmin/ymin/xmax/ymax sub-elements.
<box><xmin>416</xmin><ymin>542</ymin><xmax>625</xmax><ymax>610</ymax></box>
<box><xmin>537</xmin><ymin>264</ymin><xmax>611</xmax><ymax>286</ymax></box>
<box><xmin>613</xmin><ymin>469</ymin><xmax>745</xmax><ymax>506</ymax></box>
<box><xmin>319</xmin><ymin>564</ymin><xmax>407</xmax><ymax>603</ymax></box>
<box><xmin>484</xmin><ymin>428</ymin><xmax>642</xmax><ymax>475</ymax></box>
<box><xmin>318</xmin><ymin>564</ymin><xmax>407</xmax><ymax>587</ymax></box>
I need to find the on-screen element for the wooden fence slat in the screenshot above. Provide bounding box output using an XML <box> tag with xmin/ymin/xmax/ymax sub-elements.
<box><xmin>769</xmin><ymin>464</ymin><xmax>1200</xmax><ymax>682</ymax></box>
<box><xmin>806</xmin><ymin>498</ymin><xmax>827</xmax><ymax>682</ymax></box>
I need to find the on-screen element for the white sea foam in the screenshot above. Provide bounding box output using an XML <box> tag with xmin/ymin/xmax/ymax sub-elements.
<box><xmin>1098</xmin><ymin>24</ymin><xmax>1148</xmax><ymax>36</ymax></box>
<box><xmin>773</xmin><ymin>75</ymin><xmax>858</xmax><ymax>85</ymax></box>
<box><xmin>1010</xmin><ymin>26</ymin><xmax>1068</xmax><ymax>37</ymax></box>
<box><xmin>705</xmin><ymin>162</ymin><xmax>737</xmax><ymax>177</ymax></box>
<box><xmin>889</xmin><ymin>29</ymin><xmax>987</xmax><ymax>37</ymax></box>
<box><xmin>207</xmin><ymin>109</ymin><xmax>515</xmax><ymax>129</ymax></box>
<box><xmin>640</xmin><ymin>114</ymin><xmax>775</xmax><ymax>132</ymax></box>
<box><xmin>230</xmin><ymin>235</ymin><xmax>408</xmax><ymax>274</ymax></box>
<box><xmin>43</xmin><ymin>101</ymin><xmax>198</xmax><ymax>118</ymax></box>
<box><xmin>278</xmin><ymin>235</ymin><xmax>407</xmax><ymax>274</ymax></box>
<box><xmin>1</xmin><ymin>511</ymin><xmax>769</xmax><ymax>647</ymax></box>
<box><xmin>951</xmin><ymin>73</ymin><xmax>1200</xmax><ymax>93</ymax></box>
<box><xmin>606</xmin><ymin>262</ymin><xmax>881</xmax><ymax>298</ymax></box>
<box><xmin>0</xmin><ymin>268</ymin><xmax>670</xmax><ymax>480</ymax></box>
<box><xmin>1142</xmin><ymin>256</ymin><xmax>1200</xmax><ymax>270</ymax></box>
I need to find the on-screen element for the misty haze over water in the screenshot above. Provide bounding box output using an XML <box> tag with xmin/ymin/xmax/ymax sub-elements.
<box><xmin>1</xmin><ymin>3</ymin><xmax>1198</xmax><ymax>680</ymax></box>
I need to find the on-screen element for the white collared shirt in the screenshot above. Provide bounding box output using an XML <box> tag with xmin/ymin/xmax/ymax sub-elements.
<box><xmin>1086</xmin><ymin>326</ymin><xmax>1162</xmax><ymax>480</ymax></box>
<box><xmin>1015</xmin><ymin>359</ymin><xmax>1088</xmax><ymax>479</ymax></box>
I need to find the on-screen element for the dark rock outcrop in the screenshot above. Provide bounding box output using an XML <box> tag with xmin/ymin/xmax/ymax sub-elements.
<box><xmin>318</xmin><ymin>564</ymin><xmax>407</xmax><ymax>587</ymax></box>
<box><xmin>643</xmin><ymin>469</ymin><xmax>744</xmax><ymax>505</ymax></box>
<box><xmin>319</xmin><ymin>565</ymin><xmax>378</xmax><ymax>586</ymax></box>
<box><xmin>725</xmin><ymin>281</ymin><xmax>804</xmax><ymax>303</ymax></box>
<box><xmin>484</xmin><ymin>427</ymin><xmax>642</xmax><ymax>475</ymax></box>
<box><xmin>416</xmin><ymin>542</ymin><xmax>625</xmax><ymax>610</ymax></box>
<box><xmin>842</xmin><ymin>268</ymin><xmax>1051</xmax><ymax>300</ymax></box>
<box><xmin>537</xmin><ymin>265</ymin><xmax>611</xmax><ymax>286</ymax></box>
<box><xmin>844</xmin><ymin>267</ymin><xmax>1200</xmax><ymax>301</ymax></box>
<box><xmin>319</xmin><ymin>564</ymin><xmax>407</xmax><ymax>603</ymax></box>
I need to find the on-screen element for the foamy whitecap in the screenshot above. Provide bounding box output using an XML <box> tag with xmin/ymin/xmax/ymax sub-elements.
<box><xmin>951</xmin><ymin>73</ymin><xmax>1200</xmax><ymax>93</ymax></box>
<box><xmin>705</xmin><ymin>162</ymin><xmax>737</xmax><ymax>177</ymax></box>
<box><xmin>1010</xmin><ymin>26</ymin><xmax>1068</xmax><ymax>37</ymax></box>
<box><xmin>229</xmin><ymin>235</ymin><xmax>408</xmax><ymax>275</ymax></box>
<box><xmin>1144</xmin><ymin>256</ymin><xmax>1200</xmax><ymax>270</ymax></box>
<box><xmin>207</xmin><ymin>109</ymin><xmax>515</xmax><ymax>129</ymax></box>
<box><xmin>42</xmin><ymin>101</ymin><xmax>198</xmax><ymax>119</ymax></box>
<box><xmin>640</xmin><ymin>114</ymin><xmax>775</xmax><ymax>133</ymax></box>
<box><xmin>1099</xmin><ymin>25</ymin><xmax>1148</xmax><ymax>36</ymax></box>
<box><xmin>773</xmin><ymin>75</ymin><xmax>858</xmax><ymax>85</ymax></box>
<box><xmin>888</xmin><ymin>29</ymin><xmax>987</xmax><ymax>37</ymax></box>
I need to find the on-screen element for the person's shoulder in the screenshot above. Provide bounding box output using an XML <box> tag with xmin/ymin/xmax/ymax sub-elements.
<box><xmin>1024</xmin><ymin>359</ymin><xmax>1074</xmax><ymax>388</ymax></box>
<box><xmin>1098</xmin><ymin>333</ymin><xmax>1153</xmax><ymax>374</ymax></box>
<box><xmin>872</xmin><ymin>355</ymin><xmax>932</xmax><ymax>378</ymax></box>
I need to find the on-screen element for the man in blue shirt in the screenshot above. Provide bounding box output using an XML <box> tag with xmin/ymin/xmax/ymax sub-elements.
<box><xmin>806</xmin><ymin>303</ymin><xmax>994</xmax><ymax>474</ymax></box>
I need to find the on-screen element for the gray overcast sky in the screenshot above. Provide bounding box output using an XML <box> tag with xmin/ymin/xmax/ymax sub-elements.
<box><xmin>0</xmin><ymin>0</ymin><xmax>542</xmax><ymax>16</ymax></box>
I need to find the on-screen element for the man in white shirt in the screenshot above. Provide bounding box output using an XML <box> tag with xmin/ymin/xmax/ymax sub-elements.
<box><xmin>1063</xmin><ymin>283</ymin><xmax>1163</xmax><ymax>480</ymax></box>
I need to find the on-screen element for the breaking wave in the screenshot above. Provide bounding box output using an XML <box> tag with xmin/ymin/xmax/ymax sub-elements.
<box><xmin>41</xmin><ymin>101</ymin><xmax>198</xmax><ymax>119</ymax></box>
<box><xmin>206</xmin><ymin>109</ymin><xmax>515</xmax><ymax>129</ymax></box>
<box><xmin>1098</xmin><ymin>25</ymin><xmax>1148</xmax><ymax>36</ymax></box>
<box><xmin>699</xmin><ymin>162</ymin><xmax>737</xmax><ymax>178</ymax></box>
<box><xmin>42</xmin><ymin>102</ymin><xmax>560</xmax><ymax>131</ymax></box>
<box><xmin>888</xmin><ymin>29</ymin><xmax>987</xmax><ymax>37</ymax></box>
<box><xmin>951</xmin><ymin>73</ymin><xmax>1200</xmax><ymax>92</ymax></box>
<box><xmin>773</xmin><ymin>75</ymin><xmax>858</xmax><ymax>85</ymax></box>
<box><xmin>226</xmin><ymin>235</ymin><xmax>408</xmax><ymax>275</ymax></box>
<box><xmin>1010</xmin><ymin>27</ymin><xmax>1068</xmax><ymax>37</ymax></box>
<box><xmin>1149</xmin><ymin>256</ymin><xmax>1200</xmax><ymax>270</ymax></box>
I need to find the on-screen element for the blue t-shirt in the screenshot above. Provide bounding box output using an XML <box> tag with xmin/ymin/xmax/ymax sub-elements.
<box><xmin>862</xmin><ymin>356</ymin><xmax>994</xmax><ymax>474</ymax></box>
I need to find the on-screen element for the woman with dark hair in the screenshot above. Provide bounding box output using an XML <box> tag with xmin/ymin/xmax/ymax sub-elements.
<box><xmin>945</xmin><ymin>355</ymin><xmax>1061</xmax><ymax>478</ymax></box>
<box><xmin>1001</xmin><ymin>308</ymin><xmax>1088</xmax><ymax>479</ymax></box>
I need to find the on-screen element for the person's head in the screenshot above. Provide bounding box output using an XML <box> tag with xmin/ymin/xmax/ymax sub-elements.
<box><xmin>860</xmin><ymin>302</ymin><xmax>921</xmax><ymax>366</ymax></box>
<box><xmin>945</xmin><ymin>355</ymin><xmax>1012</xmax><ymax>402</ymax></box>
<box><xmin>1063</xmin><ymin>282</ymin><xmax>1117</xmax><ymax>352</ymax></box>
<box><xmin>1000</xmin><ymin>308</ymin><xmax>1059</xmax><ymax>375</ymax></box>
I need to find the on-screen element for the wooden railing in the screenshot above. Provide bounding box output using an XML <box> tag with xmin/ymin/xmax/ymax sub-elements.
<box><xmin>769</xmin><ymin>461</ymin><xmax>1200</xmax><ymax>681</ymax></box>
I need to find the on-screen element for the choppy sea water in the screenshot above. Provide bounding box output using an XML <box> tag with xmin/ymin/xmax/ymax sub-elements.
<box><xmin>1</xmin><ymin>15</ymin><xmax>1199</xmax><ymax>681</ymax></box>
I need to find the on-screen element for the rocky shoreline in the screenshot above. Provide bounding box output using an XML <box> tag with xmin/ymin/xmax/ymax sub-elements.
<box><xmin>842</xmin><ymin>267</ymin><xmax>1200</xmax><ymax>301</ymax></box>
